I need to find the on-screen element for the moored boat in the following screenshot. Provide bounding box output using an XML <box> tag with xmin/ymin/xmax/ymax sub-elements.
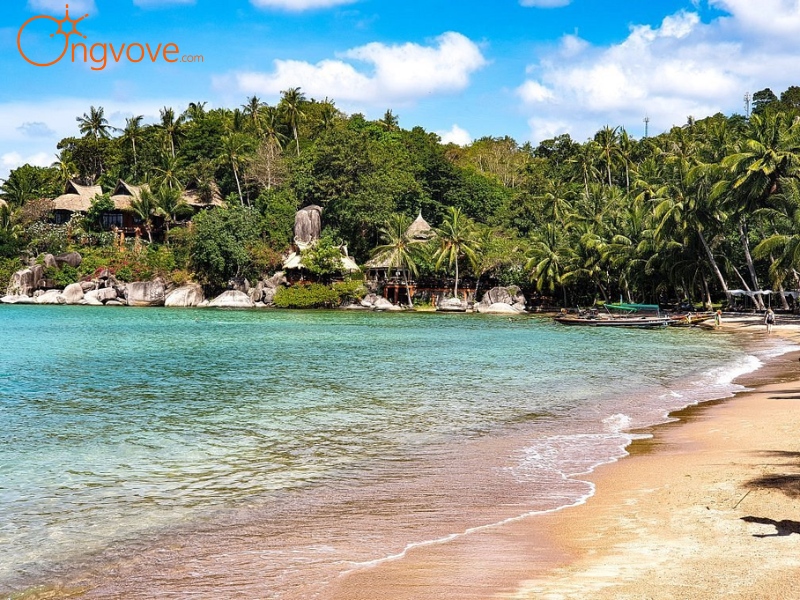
<box><xmin>554</xmin><ymin>314</ymin><xmax>670</xmax><ymax>328</ymax></box>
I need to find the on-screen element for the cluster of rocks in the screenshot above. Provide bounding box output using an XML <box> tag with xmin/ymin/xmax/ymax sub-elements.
<box><xmin>473</xmin><ymin>286</ymin><xmax>527</xmax><ymax>314</ymax></box>
<box><xmin>1</xmin><ymin>254</ymin><xmax>293</xmax><ymax>309</ymax></box>
<box><xmin>344</xmin><ymin>293</ymin><xmax>403</xmax><ymax>311</ymax></box>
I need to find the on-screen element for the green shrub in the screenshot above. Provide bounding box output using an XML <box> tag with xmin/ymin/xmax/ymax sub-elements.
<box><xmin>0</xmin><ymin>257</ymin><xmax>23</xmax><ymax>290</ymax></box>
<box><xmin>44</xmin><ymin>265</ymin><xmax>79</xmax><ymax>288</ymax></box>
<box><xmin>273</xmin><ymin>283</ymin><xmax>342</xmax><ymax>308</ymax></box>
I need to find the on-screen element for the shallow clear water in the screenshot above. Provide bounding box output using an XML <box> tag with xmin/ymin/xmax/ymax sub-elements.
<box><xmin>0</xmin><ymin>306</ymin><xmax>773</xmax><ymax>598</ymax></box>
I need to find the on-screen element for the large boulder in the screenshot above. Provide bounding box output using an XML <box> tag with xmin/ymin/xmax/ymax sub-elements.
<box><xmin>476</xmin><ymin>302</ymin><xmax>522</xmax><ymax>314</ymax></box>
<box><xmin>85</xmin><ymin>287</ymin><xmax>119</xmax><ymax>303</ymax></box>
<box><xmin>208</xmin><ymin>290</ymin><xmax>254</xmax><ymax>309</ymax></box>
<box><xmin>264</xmin><ymin>271</ymin><xmax>287</xmax><ymax>289</ymax></box>
<box><xmin>43</xmin><ymin>254</ymin><xmax>58</xmax><ymax>269</ymax></box>
<box><xmin>7</xmin><ymin>265</ymin><xmax>43</xmax><ymax>297</ymax></box>
<box><xmin>372</xmin><ymin>297</ymin><xmax>402</xmax><ymax>311</ymax></box>
<box><xmin>62</xmin><ymin>283</ymin><xmax>85</xmax><ymax>304</ymax></box>
<box><xmin>437</xmin><ymin>297</ymin><xmax>468</xmax><ymax>312</ymax></box>
<box><xmin>35</xmin><ymin>290</ymin><xmax>66</xmax><ymax>304</ymax></box>
<box><xmin>1</xmin><ymin>294</ymin><xmax>34</xmax><ymax>304</ymax></box>
<box><xmin>165</xmin><ymin>284</ymin><xmax>205</xmax><ymax>307</ymax></box>
<box><xmin>125</xmin><ymin>279</ymin><xmax>166</xmax><ymax>307</ymax></box>
<box><xmin>294</xmin><ymin>205</ymin><xmax>323</xmax><ymax>248</ymax></box>
<box><xmin>476</xmin><ymin>286</ymin><xmax>527</xmax><ymax>313</ymax></box>
<box><xmin>54</xmin><ymin>252</ymin><xmax>82</xmax><ymax>268</ymax></box>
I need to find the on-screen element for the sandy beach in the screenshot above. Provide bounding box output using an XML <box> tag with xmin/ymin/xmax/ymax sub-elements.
<box><xmin>328</xmin><ymin>315</ymin><xmax>800</xmax><ymax>600</ymax></box>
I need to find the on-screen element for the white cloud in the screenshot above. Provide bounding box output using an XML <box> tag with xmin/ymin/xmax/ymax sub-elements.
<box><xmin>250</xmin><ymin>0</ymin><xmax>357</xmax><ymax>10</ymax></box>
<box><xmin>17</xmin><ymin>122</ymin><xmax>56</xmax><ymax>138</ymax></box>
<box><xmin>220</xmin><ymin>32</ymin><xmax>487</xmax><ymax>106</ymax></box>
<box><xmin>520</xmin><ymin>0</ymin><xmax>571</xmax><ymax>7</ymax></box>
<box><xmin>516</xmin><ymin>6</ymin><xmax>800</xmax><ymax>143</ymax></box>
<box><xmin>437</xmin><ymin>124</ymin><xmax>472</xmax><ymax>146</ymax></box>
<box><xmin>1</xmin><ymin>151</ymin><xmax>51</xmax><ymax>180</ymax></box>
<box><xmin>27</xmin><ymin>0</ymin><xmax>96</xmax><ymax>14</ymax></box>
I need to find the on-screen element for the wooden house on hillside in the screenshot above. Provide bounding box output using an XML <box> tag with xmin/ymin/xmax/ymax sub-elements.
<box><xmin>52</xmin><ymin>180</ymin><xmax>102</xmax><ymax>224</ymax></box>
<box><xmin>182</xmin><ymin>180</ymin><xmax>225</xmax><ymax>209</ymax></box>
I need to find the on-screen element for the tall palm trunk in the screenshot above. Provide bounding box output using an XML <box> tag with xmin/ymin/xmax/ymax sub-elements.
<box><xmin>738</xmin><ymin>218</ymin><xmax>765</xmax><ymax>310</ymax></box>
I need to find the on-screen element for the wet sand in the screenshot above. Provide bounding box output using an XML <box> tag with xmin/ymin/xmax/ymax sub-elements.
<box><xmin>328</xmin><ymin>316</ymin><xmax>800</xmax><ymax>599</ymax></box>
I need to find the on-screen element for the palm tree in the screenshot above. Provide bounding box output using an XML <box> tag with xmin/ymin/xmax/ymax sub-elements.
<box><xmin>219</xmin><ymin>132</ymin><xmax>251</xmax><ymax>205</ymax></box>
<box><xmin>76</xmin><ymin>106</ymin><xmax>111</xmax><ymax>140</ymax></box>
<box><xmin>154</xmin><ymin>186</ymin><xmax>190</xmax><ymax>242</ymax></box>
<box><xmin>157</xmin><ymin>106</ymin><xmax>185</xmax><ymax>158</ymax></box>
<box><xmin>184</xmin><ymin>101</ymin><xmax>207</xmax><ymax>122</ymax></box>
<box><xmin>152</xmin><ymin>153</ymin><xmax>183</xmax><ymax>191</ymax></box>
<box><xmin>280</xmin><ymin>87</ymin><xmax>306</xmax><ymax>156</ymax></box>
<box><xmin>51</xmin><ymin>154</ymin><xmax>77</xmax><ymax>188</ymax></box>
<box><xmin>120</xmin><ymin>115</ymin><xmax>144</xmax><ymax>178</ymax></box>
<box><xmin>242</xmin><ymin>95</ymin><xmax>265</xmax><ymax>135</ymax></box>
<box><xmin>372</xmin><ymin>214</ymin><xmax>423</xmax><ymax>307</ymax></box>
<box><xmin>130</xmin><ymin>188</ymin><xmax>158</xmax><ymax>243</ymax></box>
<box><xmin>595</xmin><ymin>125</ymin><xmax>620</xmax><ymax>187</ymax></box>
<box><xmin>433</xmin><ymin>206</ymin><xmax>480</xmax><ymax>298</ymax></box>
<box><xmin>526</xmin><ymin>222</ymin><xmax>574</xmax><ymax>306</ymax></box>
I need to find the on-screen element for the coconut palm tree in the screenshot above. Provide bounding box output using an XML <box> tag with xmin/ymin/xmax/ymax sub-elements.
<box><xmin>76</xmin><ymin>106</ymin><xmax>111</xmax><ymax>140</ymax></box>
<box><xmin>372</xmin><ymin>213</ymin><xmax>424</xmax><ymax>307</ymax></box>
<box><xmin>433</xmin><ymin>206</ymin><xmax>480</xmax><ymax>298</ymax></box>
<box><xmin>280</xmin><ymin>87</ymin><xmax>306</xmax><ymax>156</ymax></box>
<box><xmin>242</xmin><ymin>95</ymin><xmax>265</xmax><ymax>135</ymax></box>
<box><xmin>154</xmin><ymin>186</ymin><xmax>190</xmax><ymax>243</ymax></box>
<box><xmin>157</xmin><ymin>106</ymin><xmax>185</xmax><ymax>158</ymax></box>
<box><xmin>120</xmin><ymin>115</ymin><xmax>144</xmax><ymax>178</ymax></box>
<box><xmin>130</xmin><ymin>188</ymin><xmax>158</xmax><ymax>243</ymax></box>
<box><xmin>219</xmin><ymin>132</ymin><xmax>251</xmax><ymax>205</ymax></box>
<box><xmin>526</xmin><ymin>222</ymin><xmax>574</xmax><ymax>306</ymax></box>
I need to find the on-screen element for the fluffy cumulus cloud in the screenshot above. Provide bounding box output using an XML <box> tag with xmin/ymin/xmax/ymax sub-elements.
<box><xmin>250</xmin><ymin>0</ymin><xmax>357</xmax><ymax>10</ymax></box>
<box><xmin>516</xmin><ymin>4</ymin><xmax>800</xmax><ymax>143</ymax></box>
<box><xmin>17</xmin><ymin>122</ymin><xmax>56</xmax><ymax>138</ymax></box>
<box><xmin>437</xmin><ymin>124</ymin><xmax>472</xmax><ymax>146</ymax></box>
<box><xmin>222</xmin><ymin>32</ymin><xmax>486</xmax><ymax>106</ymax></box>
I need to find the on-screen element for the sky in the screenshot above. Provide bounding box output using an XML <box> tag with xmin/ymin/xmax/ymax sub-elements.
<box><xmin>2</xmin><ymin>0</ymin><xmax>800</xmax><ymax>182</ymax></box>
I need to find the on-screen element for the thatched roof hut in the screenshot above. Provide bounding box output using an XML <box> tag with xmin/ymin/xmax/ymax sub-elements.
<box><xmin>182</xmin><ymin>180</ymin><xmax>225</xmax><ymax>209</ymax></box>
<box><xmin>406</xmin><ymin>211</ymin><xmax>433</xmax><ymax>241</ymax></box>
<box><xmin>110</xmin><ymin>180</ymin><xmax>147</xmax><ymax>211</ymax></box>
<box><xmin>52</xmin><ymin>180</ymin><xmax>102</xmax><ymax>213</ymax></box>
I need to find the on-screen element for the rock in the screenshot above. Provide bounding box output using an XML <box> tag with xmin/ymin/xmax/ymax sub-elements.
<box><xmin>35</xmin><ymin>290</ymin><xmax>65</xmax><ymax>304</ymax></box>
<box><xmin>511</xmin><ymin>301</ymin><xmax>527</xmax><ymax>312</ymax></box>
<box><xmin>165</xmin><ymin>284</ymin><xmax>205</xmax><ymax>307</ymax></box>
<box><xmin>1</xmin><ymin>294</ymin><xmax>34</xmax><ymax>304</ymax></box>
<box><xmin>85</xmin><ymin>287</ymin><xmax>119</xmax><ymax>303</ymax></box>
<box><xmin>477</xmin><ymin>302</ymin><xmax>521</xmax><ymax>314</ymax></box>
<box><xmin>437</xmin><ymin>297</ymin><xmax>467</xmax><ymax>312</ymax></box>
<box><xmin>360</xmin><ymin>293</ymin><xmax>381</xmax><ymax>308</ymax></box>
<box><xmin>62</xmin><ymin>283</ymin><xmax>85</xmax><ymax>304</ymax></box>
<box><xmin>294</xmin><ymin>205</ymin><xmax>323</xmax><ymax>247</ymax></box>
<box><xmin>476</xmin><ymin>286</ymin><xmax>527</xmax><ymax>312</ymax></box>
<box><xmin>125</xmin><ymin>279</ymin><xmax>166</xmax><ymax>307</ymax></box>
<box><xmin>54</xmin><ymin>252</ymin><xmax>82</xmax><ymax>268</ymax></box>
<box><xmin>80</xmin><ymin>281</ymin><xmax>97</xmax><ymax>293</ymax></box>
<box><xmin>82</xmin><ymin>296</ymin><xmax>103</xmax><ymax>306</ymax></box>
<box><xmin>96</xmin><ymin>268</ymin><xmax>112</xmax><ymax>281</ymax></box>
<box><xmin>264</xmin><ymin>271</ymin><xmax>287</xmax><ymax>289</ymax></box>
<box><xmin>104</xmin><ymin>300</ymin><xmax>126</xmax><ymax>306</ymax></box>
<box><xmin>43</xmin><ymin>254</ymin><xmax>58</xmax><ymax>269</ymax></box>
<box><xmin>343</xmin><ymin>303</ymin><xmax>369</xmax><ymax>310</ymax></box>
<box><xmin>372</xmin><ymin>297</ymin><xmax>401</xmax><ymax>311</ymax></box>
<box><xmin>198</xmin><ymin>300</ymin><xmax>210</xmax><ymax>308</ymax></box>
<box><xmin>262</xmin><ymin>286</ymin><xmax>278</xmax><ymax>305</ymax></box>
<box><xmin>7</xmin><ymin>266</ymin><xmax>43</xmax><ymax>297</ymax></box>
<box><xmin>249</xmin><ymin>281</ymin><xmax>265</xmax><ymax>303</ymax></box>
<box><xmin>208</xmin><ymin>290</ymin><xmax>254</xmax><ymax>309</ymax></box>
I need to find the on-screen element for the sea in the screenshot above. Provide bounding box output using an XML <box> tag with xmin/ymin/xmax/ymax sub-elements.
<box><xmin>0</xmin><ymin>306</ymin><xmax>788</xmax><ymax>599</ymax></box>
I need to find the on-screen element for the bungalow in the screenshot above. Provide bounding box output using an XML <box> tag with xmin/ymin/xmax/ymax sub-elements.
<box><xmin>52</xmin><ymin>180</ymin><xmax>102</xmax><ymax>225</ymax></box>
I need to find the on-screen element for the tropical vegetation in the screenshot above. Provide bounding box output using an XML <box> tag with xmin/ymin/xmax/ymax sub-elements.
<box><xmin>4</xmin><ymin>86</ymin><xmax>800</xmax><ymax>308</ymax></box>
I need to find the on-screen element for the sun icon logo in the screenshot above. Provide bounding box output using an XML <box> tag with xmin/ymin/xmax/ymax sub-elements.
<box><xmin>17</xmin><ymin>4</ymin><xmax>90</xmax><ymax>67</ymax></box>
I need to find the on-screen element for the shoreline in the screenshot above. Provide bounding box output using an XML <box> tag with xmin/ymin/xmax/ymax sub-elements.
<box><xmin>325</xmin><ymin>317</ymin><xmax>800</xmax><ymax>599</ymax></box>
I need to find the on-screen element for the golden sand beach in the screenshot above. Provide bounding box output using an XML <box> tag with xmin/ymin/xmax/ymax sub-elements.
<box><xmin>328</xmin><ymin>315</ymin><xmax>800</xmax><ymax>600</ymax></box>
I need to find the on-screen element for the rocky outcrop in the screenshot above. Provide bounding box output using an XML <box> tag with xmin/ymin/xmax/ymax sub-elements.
<box><xmin>249</xmin><ymin>271</ymin><xmax>288</xmax><ymax>305</ymax></box>
<box><xmin>84</xmin><ymin>287</ymin><xmax>120</xmax><ymax>304</ymax></box>
<box><xmin>1</xmin><ymin>294</ymin><xmax>34</xmax><ymax>304</ymax></box>
<box><xmin>437</xmin><ymin>296</ymin><xmax>468</xmax><ymax>312</ymax></box>
<box><xmin>54</xmin><ymin>252</ymin><xmax>82</xmax><ymax>269</ymax></box>
<box><xmin>62</xmin><ymin>283</ymin><xmax>85</xmax><ymax>304</ymax></box>
<box><xmin>165</xmin><ymin>284</ymin><xmax>205</xmax><ymax>307</ymax></box>
<box><xmin>294</xmin><ymin>205</ymin><xmax>323</xmax><ymax>248</ymax></box>
<box><xmin>358</xmin><ymin>293</ymin><xmax>402</xmax><ymax>311</ymax></box>
<box><xmin>125</xmin><ymin>279</ymin><xmax>166</xmax><ymax>307</ymax></box>
<box><xmin>35</xmin><ymin>290</ymin><xmax>66</xmax><ymax>304</ymax></box>
<box><xmin>474</xmin><ymin>286</ymin><xmax>527</xmax><ymax>314</ymax></box>
<box><xmin>208</xmin><ymin>290</ymin><xmax>254</xmax><ymax>309</ymax></box>
<box><xmin>7</xmin><ymin>265</ymin><xmax>44</xmax><ymax>297</ymax></box>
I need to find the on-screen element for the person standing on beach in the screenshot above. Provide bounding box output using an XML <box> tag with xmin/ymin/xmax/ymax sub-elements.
<box><xmin>715</xmin><ymin>310</ymin><xmax>722</xmax><ymax>328</ymax></box>
<box><xmin>765</xmin><ymin>308</ymin><xmax>775</xmax><ymax>333</ymax></box>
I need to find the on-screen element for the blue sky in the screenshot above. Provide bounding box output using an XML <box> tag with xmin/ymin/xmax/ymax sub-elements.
<box><xmin>1</xmin><ymin>0</ymin><xmax>798</xmax><ymax>181</ymax></box>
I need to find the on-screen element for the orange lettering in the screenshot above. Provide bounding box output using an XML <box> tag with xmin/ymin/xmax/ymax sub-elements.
<box><xmin>109</xmin><ymin>43</ymin><xmax>125</xmax><ymax>63</ymax></box>
<box><xmin>126</xmin><ymin>43</ymin><xmax>144</xmax><ymax>63</ymax></box>
<box><xmin>163</xmin><ymin>43</ymin><xmax>179</xmax><ymax>63</ymax></box>
<box><xmin>146</xmin><ymin>43</ymin><xmax>162</xmax><ymax>62</ymax></box>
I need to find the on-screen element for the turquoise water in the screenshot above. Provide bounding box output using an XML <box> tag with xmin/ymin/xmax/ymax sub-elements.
<box><xmin>0</xmin><ymin>306</ymin><xmax>769</xmax><ymax>598</ymax></box>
